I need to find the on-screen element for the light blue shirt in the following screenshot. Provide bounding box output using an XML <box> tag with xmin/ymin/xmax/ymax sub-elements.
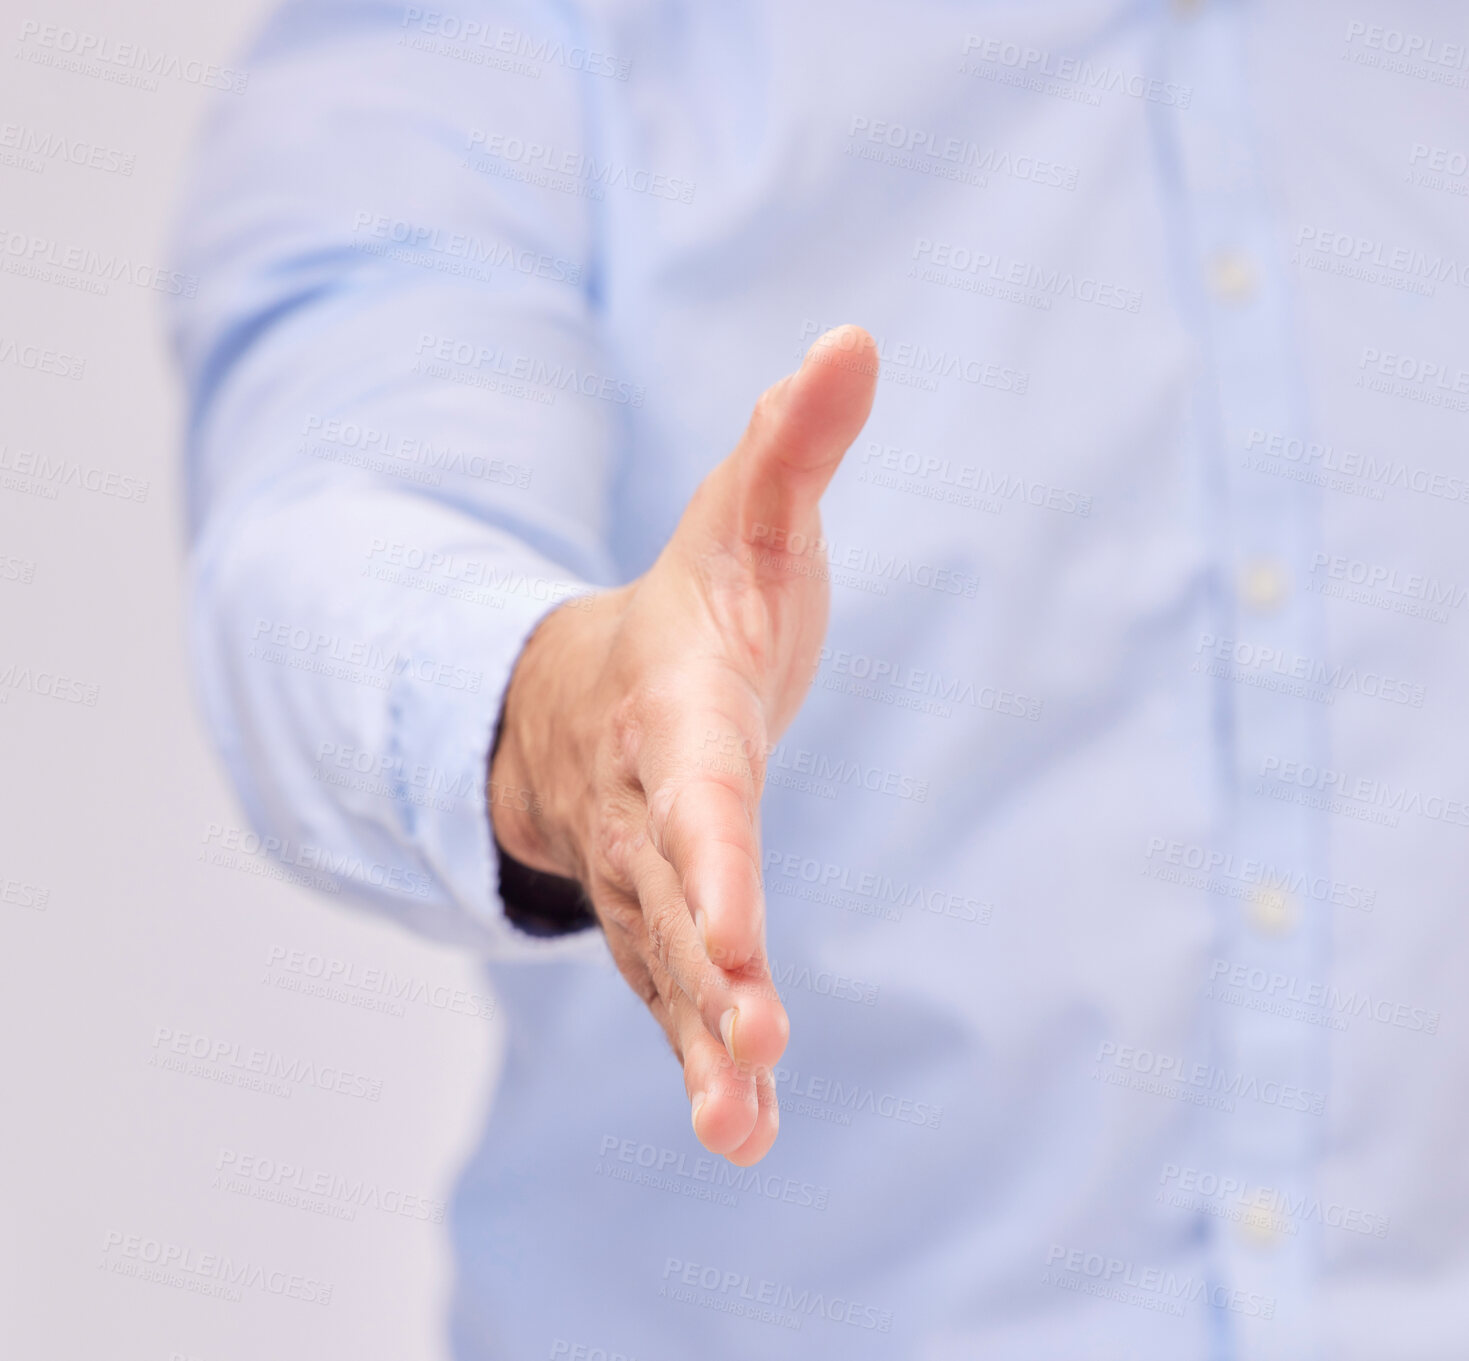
<box><xmin>171</xmin><ymin>2</ymin><xmax>1469</xmax><ymax>1356</ymax></box>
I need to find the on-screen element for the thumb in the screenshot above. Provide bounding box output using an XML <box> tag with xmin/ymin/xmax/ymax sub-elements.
<box><xmin>676</xmin><ymin>326</ymin><xmax>878</xmax><ymax>554</ymax></box>
<box><xmin>733</xmin><ymin>325</ymin><xmax>879</xmax><ymax>544</ymax></box>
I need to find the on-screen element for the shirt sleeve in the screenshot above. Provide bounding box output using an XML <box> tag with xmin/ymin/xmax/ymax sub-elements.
<box><xmin>169</xmin><ymin>0</ymin><xmax>618</xmax><ymax>960</ymax></box>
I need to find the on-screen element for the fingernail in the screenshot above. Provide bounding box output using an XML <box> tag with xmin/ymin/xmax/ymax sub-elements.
<box><xmin>719</xmin><ymin>1007</ymin><xmax>739</xmax><ymax>1059</ymax></box>
<box><xmin>690</xmin><ymin>1090</ymin><xmax>707</xmax><ymax>1132</ymax></box>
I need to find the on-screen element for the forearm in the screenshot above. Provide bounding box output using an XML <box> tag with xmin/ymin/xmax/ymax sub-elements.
<box><xmin>194</xmin><ymin>471</ymin><xmax>601</xmax><ymax>954</ymax></box>
<box><xmin>171</xmin><ymin>0</ymin><xmax>620</xmax><ymax>953</ymax></box>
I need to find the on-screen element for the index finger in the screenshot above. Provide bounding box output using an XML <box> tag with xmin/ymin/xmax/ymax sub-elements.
<box><xmin>640</xmin><ymin>705</ymin><xmax>767</xmax><ymax>973</ymax></box>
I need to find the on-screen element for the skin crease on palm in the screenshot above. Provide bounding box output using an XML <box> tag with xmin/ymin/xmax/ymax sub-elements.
<box><xmin>488</xmin><ymin>325</ymin><xmax>880</xmax><ymax>1167</ymax></box>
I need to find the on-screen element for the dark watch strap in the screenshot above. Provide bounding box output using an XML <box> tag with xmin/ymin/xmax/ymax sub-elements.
<box><xmin>495</xmin><ymin>847</ymin><xmax>598</xmax><ymax>937</ymax></box>
<box><xmin>487</xmin><ymin>686</ymin><xmax>598</xmax><ymax>939</ymax></box>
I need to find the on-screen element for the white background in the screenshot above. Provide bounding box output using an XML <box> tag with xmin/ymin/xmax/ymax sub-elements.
<box><xmin>0</xmin><ymin>4</ymin><xmax>498</xmax><ymax>1357</ymax></box>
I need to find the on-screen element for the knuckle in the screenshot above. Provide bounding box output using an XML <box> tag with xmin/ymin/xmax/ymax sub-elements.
<box><xmin>589</xmin><ymin>806</ymin><xmax>642</xmax><ymax>892</ymax></box>
<box><xmin>606</xmin><ymin>689</ymin><xmax>645</xmax><ymax>771</ymax></box>
<box><xmin>644</xmin><ymin>778</ymin><xmax>684</xmax><ymax>856</ymax></box>
<box><xmin>656</xmin><ymin>773</ymin><xmax>754</xmax><ymax>862</ymax></box>
<box><xmin>644</xmin><ymin>913</ymin><xmax>673</xmax><ymax>972</ymax></box>
<box><xmin>744</xmin><ymin>736</ymin><xmax>769</xmax><ymax>795</ymax></box>
<box><xmin>594</xmin><ymin>889</ymin><xmax>639</xmax><ymax>935</ymax></box>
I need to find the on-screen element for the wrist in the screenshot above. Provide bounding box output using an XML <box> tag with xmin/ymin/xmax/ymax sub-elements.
<box><xmin>487</xmin><ymin>590</ymin><xmax>624</xmax><ymax>879</ymax></box>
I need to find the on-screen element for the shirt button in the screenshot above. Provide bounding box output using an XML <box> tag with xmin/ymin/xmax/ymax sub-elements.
<box><xmin>1207</xmin><ymin>251</ymin><xmax>1258</xmax><ymax>303</ymax></box>
<box><xmin>1238</xmin><ymin>1202</ymin><xmax>1286</xmax><ymax>1249</ymax></box>
<box><xmin>1248</xmin><ymin>886</ymin><xmax>1299</xmax><ymax>936</ymax></box>
<box><xmin>1241</xmin><ymin>558</ymin><xmax>1290</xmax><ymax>612</ymax></box>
